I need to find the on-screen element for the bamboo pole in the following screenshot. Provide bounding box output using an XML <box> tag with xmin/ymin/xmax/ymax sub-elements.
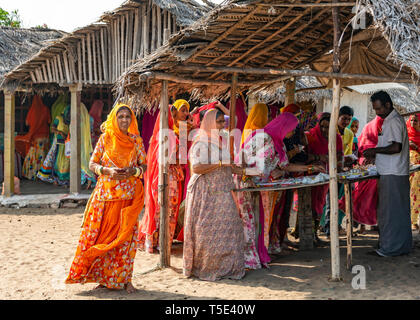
<box><xmin>151</xmin><ymin>5</ymin><xmax>156</xmax><ymax>52</ymax></box>
<box><xmin>139</xmin><ymin>5</ymin><xmax>144</xmax><ymax>58</ymax></box>
<box><xmin>42</xmin><ymin>64</ymin><xmax>48</xmax><ymax>83</ymax></box>
<box><xmin>101</xmin><ymin>28</ymin><xmax>108</xmax><ymax>82</ymax></box>
<box><xmin>3</xmin><ymin>91</ymin><xmax>15</xmax><ymax>197</ymax></box>
<box><xmin>63</xmin><ymin>52</ymin><xmax>71</xmax><ymax>83</ymax></box>
<box><xmin>284</xmin><ymin>78</ymin><xmax>296</xmax><ymax>106</ymax></box>
<box><xmin>82</xmin><ymin>35</ymin><xmax>87</xmax><ymax>82</ymax></box>
<box><xmin>127</xmin><ymin>12</ymin><xmax>133</xmax><ymax>67</ymax></box>
<box><xmin>175</xmin><ymin>65</ymin><xmax>412</xmax><ymax>83</ymax></box>
<box><xmin>125</xmin><ymin>12</ymin><xmax>131</xmax><ymax>70</ymax></box>
<box><xmin>120</xmin><ymin>14</ymin><xmax>125</xmax><ymax>74</ymax></box>
<box><xmin>229</xmin><ymin>73</ymin><xmax>238</xmax><ymax>161</ymax></box>
<box><xmin>158</xmin><ymin>79</ymin><xmax>170</xmax><ymax>268</ymax></box>
<box><xmin>46</xmin><ymin>59</ymin><xmax>53</xmax><ymax>82</ymax></box>
<box><xmin>69</xmin><ymin>83</ymin><xmax>82</xmax><ymax>194</ymax></box>
<box><xmin>344</xmin><ymin>183</ymin><xmax>353</xmax><ymax>270</ymax></box>
<box><xmin>87</xmin><ymin>33</ymin><xmax>92</xmax><ymax>83</ymax></box>
<box><xmin>157</xmin><ymin>6</ymin><xmax>162</xmax><ymax>48</ymax></box>
<box><xmin>92</xmin><ymin>32</ymin><xmax>98</xmax><ymax>84</ymax></box>
<box><xmin>107</xmin><ymin>26</ymin><xmax>112</xmax><ymax>82</ymax></box>
<box><xmin>329</xmin><ymin>1</ymin><xmax>342</xmax><ymax>282</ymax></box>
<box><xmin>77</xmin><ymin>42</ymin><xmax>82</xmax><ymax>83</ymax></box>
<box><xmin>96</xmin><ymin>31</ymin><xmax>103</xmax><ymax>83</ymax></box>
<box><xmin>260</xmin><ymin>2</ymin><xmax>356</xmax><ymax>7</ymax></box>
<box><xmin>142</xmin><ymin>10</ymin><xmax>148</xmax><ymax>57</ymax></box>
<box><xmin>145</xmin><ymin>4</ymin><xmax>150</xmax><ymax>56</ymax></box>
<box><xmin>57</xmin><ymin>55</ymin><xmax>64</xmax><ymax>83</ymax></box>
<box><xmin>30</xmin><ymin>71</ymin><xmax>36</xmax><ymax>83</ymax></box>
<box><xmin>132</xmin><ymin>8</ymin><xmax>139</xmax><ymax>60</ymax></box>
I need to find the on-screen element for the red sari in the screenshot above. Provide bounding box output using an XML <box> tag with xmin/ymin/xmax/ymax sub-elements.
<box><xmin>140</xmin><ymin>108</ymin><xmax>184</xmax><ymax>252</ymax></box>
<box><xmin>306</xmin><ymin>118</ymin><xmax>343</xmax><ymax>216</ymax></box>
<box><xmin>346</xmin><ymin>116</ymin><xmax>384</xmax><ymax>226</ymax></box>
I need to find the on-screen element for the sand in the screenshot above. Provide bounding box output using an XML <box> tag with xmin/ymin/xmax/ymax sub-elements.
<box><xmin>1</xmin><ymin>207</ymin><xmax>420</xmax><ymax>300</ymax></box>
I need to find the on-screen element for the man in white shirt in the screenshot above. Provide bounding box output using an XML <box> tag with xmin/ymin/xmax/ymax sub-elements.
<box><xmin>363</xmin><ymin>91</ymin><xmax>412</xmax><ymax>257</ymax></box>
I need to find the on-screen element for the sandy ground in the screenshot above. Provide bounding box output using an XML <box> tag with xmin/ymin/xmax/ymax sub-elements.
<box><xmin>1</xmin><ymin>207</ymin><xmax>420</xmax><ymax>300</ymax></box>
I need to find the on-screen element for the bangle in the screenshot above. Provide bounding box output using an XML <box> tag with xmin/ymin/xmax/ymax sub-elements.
<box><xmin>242</xmin><ymin>168</ymin><xmax>246</xmax><ymax>176</ymax></box>
<box><xmin>134</xmin><ymin>167</ymin><xmax>141</xmax><ymax>178</ymax></box>
<box><xmin>95</xmin><ymin>166</ymin><xmax>102</xmax><ymax>176</ymax></box>
<box><xmin>219</xmin><ymin>160</ymin><xmax>222</xmax><ymax>167</ymax></box>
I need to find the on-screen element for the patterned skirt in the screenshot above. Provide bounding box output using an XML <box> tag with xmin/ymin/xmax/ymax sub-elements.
<box><xmin>66</xmin><ymin>195</ymin><xmax>139</xmax><ymax>289</ymax></box>
<box><xmin>22</xmin><ymin>137</ymin><xmax>49</xmax><ymax>180</ymax></box>
<box><xmin>183</xmin><ymin>167</ymin><xmax>245</xmax><ymax>281</ymax></box>
<box><xmin>410</xmin><ymin>150</ymin><xmax>420</xmax><ymax>225</ymax></box>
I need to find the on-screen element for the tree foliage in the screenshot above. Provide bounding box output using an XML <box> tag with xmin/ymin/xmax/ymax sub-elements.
<box><xmin>0</xmin><ymin>8</ymin><xmax>22</xmax><ymax>27</ymax></box>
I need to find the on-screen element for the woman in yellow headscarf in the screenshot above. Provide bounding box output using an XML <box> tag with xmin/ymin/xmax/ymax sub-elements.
<box><xmin>66</xmin><ymin>103</ymin><xmax>146</xmax><ymax>294</ymax></box>
<box><xmin>241</xmin><ymin>103</ymin><xmax>269</xmax><ymax>145</ymax></box>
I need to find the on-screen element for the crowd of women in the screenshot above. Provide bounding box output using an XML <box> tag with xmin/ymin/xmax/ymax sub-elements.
<box><xmin>11</xmin><ymin>94</ymin><xmax>105</xmax><ymax>191</ymax></box>
<box><xmin>60</xmin><ymin>92</ymin><xmax>419</xmax><ymax>293</ymax></box>
<box><xmin>5</xmin><ymin>92</ymin><xmax>418</xmax><ymax>293</ymax></box>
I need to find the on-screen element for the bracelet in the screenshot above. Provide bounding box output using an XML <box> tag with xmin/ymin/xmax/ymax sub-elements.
<box><xmin>134</xmin><ymin>167</ymin><xmax>141</xmax><ymax>178</ymax></box>
<box><xmin>219</xmin><ymin>160</ymin><xmax>222</xmax><ymax>167</ymax></box>
<box><xmin>95</xmin><ymin>166</ymin><xmax>103</xmax><ymax>176</ymax></box>
<box><xmin>242</xmin><ymin>168</ymin><xmax>246</xmax><ymax>176</ymax></box>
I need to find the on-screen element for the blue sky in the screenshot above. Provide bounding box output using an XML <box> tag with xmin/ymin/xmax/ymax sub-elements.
<box><xmin>1</xmin><ymin>0</ymin><xmax>224</xmax><ymax>32</ymax></box>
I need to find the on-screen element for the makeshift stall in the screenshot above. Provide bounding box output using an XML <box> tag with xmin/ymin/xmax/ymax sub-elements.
<box><xmin>116</xmin><ymin>0</ymin><xmax>419</xmax><ymax>280</ymax></box>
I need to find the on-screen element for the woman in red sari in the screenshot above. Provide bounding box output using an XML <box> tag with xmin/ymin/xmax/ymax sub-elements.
<box><xmin>16</xmin><ymin>95</ymin><xmax>51</xmax><ymax>180</ymax></box>
<box><xmin>66</xmin><ymin>103</ymin><xmax>146</xmax><ymax>293</ymax></box>
<box><xmin>350</xmin><ymin>116</ymin><xmax>385</xmax><ymax>228</ymax></box>
<box><xmin>141</xmin><ymin>99</ymin><xmax>194</xmax><ymax>252</ymax></box>
<box><xmin>305</xmin><ymin>112</ymin><xmax>343</xmax><ymax>241</ymax></box>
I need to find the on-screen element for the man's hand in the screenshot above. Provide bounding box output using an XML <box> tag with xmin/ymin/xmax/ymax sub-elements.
<box><xmin>363</xmin><ymin>148</ymin><xmax>376</xmax><ymax>159</ymax></box>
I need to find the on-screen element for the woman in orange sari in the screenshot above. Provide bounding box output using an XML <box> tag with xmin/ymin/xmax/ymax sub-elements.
<box><xmin>66</xmin><ymin>103</ymin><xmax>146</xmax><ymax>293</ymax></box>
<box><xmin>16</xmin><ymin>95</ymin><xmax>51</xmax><ymax>180</ymax></box>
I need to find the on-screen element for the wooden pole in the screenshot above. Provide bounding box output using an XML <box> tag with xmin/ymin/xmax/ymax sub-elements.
<box><xmin>229</xmin><ymin>73</ymin><xmax>238</xmax><ymax>161</ymax></box>
<box><xmin>344</xmin><ymin>183</ymin><xmax>353</xmax><ymax>270</ymax></box>
<box><xmin>69</xmin><ymin>84</ymin><xmax>82</xmax><ymax>194</ymax></box>
<box><xmin>329</xmin><ymin>1</ymin><xmax>342</xmax><ymax>281</ymax></box>
<box><xmin>175</xmin><ymin>65</ymin><xmax>413</xmax><ymax>83</ymax></box>
<box><xmin>158</xmin><ymin>79</ymin><xmax>170</xmax><ymax>268</ymax></box>
<box><xmin>3</xmin><ymin>91</ymin><xmax>15</xmax><ymax>197</ymax></box>
<box><xmin>284</xmin><ymin>78</ymin><xmax>296</xmax><ymax>107</ymax></box>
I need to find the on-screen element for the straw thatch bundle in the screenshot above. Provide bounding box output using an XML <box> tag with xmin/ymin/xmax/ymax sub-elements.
<box><xmin>0</xmin><ymin>27</ymin><xmax>66</xmax><ymax>82</ymax></box>
<box><xmin>115</xmin><ymin>0</ymin><xmax>419</xmax><ymax>112</ymax></box>
<box><xmin>363</xmin><ymin>0</ymin><xmax>420</xmax><ymax>78</ymax></box>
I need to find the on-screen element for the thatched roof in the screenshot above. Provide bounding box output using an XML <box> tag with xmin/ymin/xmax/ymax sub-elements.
<box><xmin>0</xmin><ymin>27</ymin><xmax>66</xmax><ymax>82</ymax></box>
<box><xmin>1</xmin><ymin>0</ymin><xmax>211</xmax><ymax>92</ymax></box>
<box><xmin>115</xmin><ymin>0</ymin><xmax>419</xmax><ymax>111</ymax></box>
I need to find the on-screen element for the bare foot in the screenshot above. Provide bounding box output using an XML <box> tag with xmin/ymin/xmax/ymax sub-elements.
<box><xmin>95</xmin><ymin>284</ymin><xmax>106</xmax><ymax>289</ymax></box>
<box><xmin>125</xmin><ymin>282</ymin><xmax>136</xmax><ymax>294</ymax></box>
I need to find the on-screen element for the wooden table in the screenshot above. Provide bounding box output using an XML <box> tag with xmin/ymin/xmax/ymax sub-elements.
<box><xmin>338</xmin><ymin>165</ymin><xmax>420</xmax><ymax>270</ymax></box>
<box><xmin>234</xmin><ymin>180</ymin><xmax>329</xmax><ymax>251</ymax></box>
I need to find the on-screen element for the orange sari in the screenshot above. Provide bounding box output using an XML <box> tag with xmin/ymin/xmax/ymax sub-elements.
<box><xmin>66</xmin><ymin>104</ymin><xmax>146</xmax><ymax>289</ymax></box>
<box><xmin>15</xmin><ymin>95</ymin><xmax>51</xmax><ymax>157</ymax></box>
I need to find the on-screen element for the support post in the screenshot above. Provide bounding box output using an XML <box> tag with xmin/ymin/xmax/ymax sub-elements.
<box><xmin>229</xmin><ymin>73</ymin><xmax>238</xmax><ymax>161</ymax></box>
<box><xmin>329</xmin><ymin>1</ymin><xmax>342</xmax><ymax>281</ymax></box>
<box><xmin>344</xmin><ymin>182</ymin><xmax>353</xmax><ymax>270</ymax></box>
<box><xmin>3</xmin><ymin>91</ymin><xmax>15</xmax><ymax>197</ymax></box>
<box><xmin>69</xmin><ymin>84</ymin><xmax>82</xmax><ymax>194</ymax></box>
<box><xmin>284</xmin><ymin>78</ymin><xmax>296</xmax><ymax>107</ymax></box>
<box><xmin>298</xmin><ymin>188</ymin><xmax>314</xmax><ymax>250</ymax></box>
<box><xmin>158</xmin><ymin>80</ymin><xmax>170</xmax><ymax>268</ymax></box>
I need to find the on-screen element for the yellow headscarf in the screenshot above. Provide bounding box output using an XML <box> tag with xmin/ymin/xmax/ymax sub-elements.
<box><xmin>172</xmin><ymin>99</ymin><xmax>190</xmax><ymax>111</ymax></box>
<box><xmin>241</xmin><ymin>103</ymin><xmax>268</xmax><ymax>145</ymax></box>
<box><xmin>100</xmin><ymin>103</ymin><xmax>139</xmax><ymax>168</ymax></box>
<box><xmin>172</xmin><ymin>99</ymin><xmax>191</xmax><ymax>136</ymax></box>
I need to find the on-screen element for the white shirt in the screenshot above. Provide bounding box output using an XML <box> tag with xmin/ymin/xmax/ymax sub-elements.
<box><xmin>375</xmin><ymin>110</ymin><xmax>409</xmax><ymax>176</ymax></box>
